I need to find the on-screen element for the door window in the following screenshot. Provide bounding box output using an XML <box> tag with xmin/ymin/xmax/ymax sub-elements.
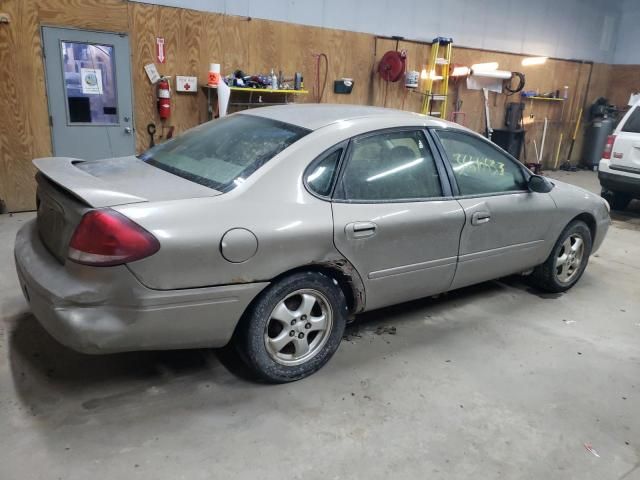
<box><xmin>437</xmin><ymin>130</ymin><xmax>527</xmax><ymax>196</ymax></box>
<box><xmin>61</xmin><ymin>41</ymin><xmax>118</xmax><ymax>124</ymax></box>
<box><xmin>338</xmin><ymin>130</ymin><xmax>442</xmax><ymax>201</ymax></box>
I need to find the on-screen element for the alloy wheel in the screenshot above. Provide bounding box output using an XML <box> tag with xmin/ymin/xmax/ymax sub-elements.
<box><xmin>555</xmin><ymin>234</ymin><xmax>585</xmax><ymax>283</ymax></box>
<box><xmin>264</xmin><ymin>289</ymin><xmax>333</xmax><ymax>366</ymax></box>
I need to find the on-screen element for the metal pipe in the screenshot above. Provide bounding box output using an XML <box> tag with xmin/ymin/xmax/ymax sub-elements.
<box><xmin>539</xmin><ymin>117</ymin><xmax>548</xmax><ymax>164</ymax></box>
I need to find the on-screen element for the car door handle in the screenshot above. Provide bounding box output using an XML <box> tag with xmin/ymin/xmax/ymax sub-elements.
<box><xmin>346</xmin><ymin>221</ymin><xmax>377</xmax><ymax>239</ymax></box>
<box><xmin>471</xmin><ymin>211</ymin><xmax>491</xmax><ymax>225</ymax></box>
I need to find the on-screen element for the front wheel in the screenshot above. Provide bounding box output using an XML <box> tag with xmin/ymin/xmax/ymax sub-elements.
<box><xmin>529</xmin><ymin>220</ymin><xmax>592</xmax><ymax>293</ymax></box>
<box><xmin>234</xmin><ymin>272</ymin><xmax>347</xmax><ymax>383</ymax></box>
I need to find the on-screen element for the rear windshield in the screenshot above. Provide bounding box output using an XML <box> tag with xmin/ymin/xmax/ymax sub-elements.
<box><xmin>622</xmin><ymin>107</ymin><xmax>640</xmax><ymax>133</ymax></box>
<box><xmin>139</xmin><ymin>115</ymin><xmax>309</xmax><ymax>192</ymax></box>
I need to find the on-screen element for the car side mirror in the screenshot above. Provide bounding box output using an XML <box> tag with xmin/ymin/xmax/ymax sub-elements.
<box><xmin>528</xmin><ymin>175</ymin><xmax>554</xmax><ymax>193</ymax></box>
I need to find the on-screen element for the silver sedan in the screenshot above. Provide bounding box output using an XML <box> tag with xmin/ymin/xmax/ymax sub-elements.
<box><xmin>14</xmin><ymin>105</ymin><xmax>610</xmax><ymax>382</ymax></box>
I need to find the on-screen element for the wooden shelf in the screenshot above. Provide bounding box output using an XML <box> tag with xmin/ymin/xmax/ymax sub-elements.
<box><xmin>202</xmin><ymin>84</ymin><xmax>309</xmax><ymax>121</ymax></box>
<box><xmin>202</xmin><ymin>85</ymin><xmax>308</xmax><ymax>95</ymax></box>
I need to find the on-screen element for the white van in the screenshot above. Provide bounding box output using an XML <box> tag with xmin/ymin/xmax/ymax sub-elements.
<box><xmin>599</xmin><ymin>101</ymin><xmax>640</xmax><ymax>210</ymax></box>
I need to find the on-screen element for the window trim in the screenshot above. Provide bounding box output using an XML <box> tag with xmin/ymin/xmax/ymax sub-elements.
<box><xmin>331</xmin><ymin>127</ymin><xmax>452</xmax><ymax>204</ymax></box>
<box><xmin>429</xmin><ymin>127</ymin><xmax>532</xmax><ymax>199</ymax></box>
<box><xmin>302</xmin><ymin>140</ymin><xmax>349</xmax><ymax>201</ymax></box>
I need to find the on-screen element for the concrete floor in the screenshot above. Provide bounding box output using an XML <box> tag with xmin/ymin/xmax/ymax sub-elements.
<box><xmin>1</xmin><ymin>170</ymin><xmax>639</xmax><ymax>480</ymax></box>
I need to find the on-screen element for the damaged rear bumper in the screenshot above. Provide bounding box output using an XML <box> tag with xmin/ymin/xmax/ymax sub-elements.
<box><xmin>14</xmin><ymin>220</ymin><xmax>268</xmax><ymax>354</ymax></box>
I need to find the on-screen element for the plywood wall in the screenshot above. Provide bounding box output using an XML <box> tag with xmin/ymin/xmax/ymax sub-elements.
<box><xmin>0</xmin><ymin>0</ymin><xmax>130</xmax><ymax>213</ymax></box>
<box><xmin>0</xmin><ymin>0</ymin><xmax>632</xmax><ymax>211</ymax></box>
<box><xmin>128</xmin><ymin>4</ymin><xmax>375</xmax><ymax>152</ymax></box>
<box><xmin>607</xmin><ymin>65</ymin><xmax>640</xmax><ymax>108</ymax></box>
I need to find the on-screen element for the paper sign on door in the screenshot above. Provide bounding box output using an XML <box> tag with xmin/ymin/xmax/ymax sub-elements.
<box><xmin>81</xmin><ymin>68</ymin><xmax>103</xmax><ymax>95</ymax></box>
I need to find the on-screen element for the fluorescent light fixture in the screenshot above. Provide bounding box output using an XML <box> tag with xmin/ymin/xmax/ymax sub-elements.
<box><xmin>367</xmin><ymin>158</ymin><xmax>424</xmax><ymax>182</ymax></box>
<box><xmin>451</xmin><ymin>66</ymin><xmax>470</xmax><ymax>77</ymax></box>
<box><xmin>522</xmin><ymin>56</ymin><xmax>547</xmax><ymax>66</ymax></box>
<box><xmin>471</xmin><ymin>62</ymin><xmax>499</xmax><ymax>71</ymax></box>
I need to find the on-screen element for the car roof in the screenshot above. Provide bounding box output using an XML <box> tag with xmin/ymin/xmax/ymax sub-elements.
<box><xmin>239</xmin><ymin>103</ymin><xmax>448</xmax><ymax>131</ymax></box>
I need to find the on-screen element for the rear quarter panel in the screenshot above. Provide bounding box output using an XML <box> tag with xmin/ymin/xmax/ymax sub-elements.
<box><xmin>115</xmin><ymin>120</ymin><xmax>385</xmax><ymax>290</ymax></box>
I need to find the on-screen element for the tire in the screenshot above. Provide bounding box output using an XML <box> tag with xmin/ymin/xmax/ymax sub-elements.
<box><xmin>529</xmin><ymin>220</ymin><xmax>592</xmax><ymax>293</ymax></box>
<box><xmin>601</xmin><ymin>189</ymin><xmax>631</xmax><ymax>211</ymax></box>
<box><xmin>234</xmin><ymin>271</ymin><xmax>348</xmax><ymax>383</ymax></box>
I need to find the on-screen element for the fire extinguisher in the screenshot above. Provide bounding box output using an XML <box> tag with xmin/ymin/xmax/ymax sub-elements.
<box><xmin>157</xmin><ymin>77</ymin><xmax>171</xmax><ymax>120</ymax></box>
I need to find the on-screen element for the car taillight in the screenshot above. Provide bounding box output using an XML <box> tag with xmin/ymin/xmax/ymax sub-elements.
<box><xmin>68</xmin><ymin>209</ymin><xmax>160</xmax><ymax>267</ymax></box>
<box><xmin>602</xmin><ymin>134</ymin><xmax>616</xmax><ymax>160</ymax></box>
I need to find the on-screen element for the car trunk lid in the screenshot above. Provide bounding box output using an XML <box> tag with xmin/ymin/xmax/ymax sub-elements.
<box><xmin>34</xmin><ymin>156</ymin><xmax>221</xmax><ymax>263</ymax></box>
<box><xmin>34</xmin><ymin>156</ymin><xmax>222</xmax><ymax>207</ymax></box>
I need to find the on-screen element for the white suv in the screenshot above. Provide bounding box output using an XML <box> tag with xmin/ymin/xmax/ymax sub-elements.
<box><xmin>599</xmin><ymin>101</ymin><xmax>640</xmax><ymax>210</ymax></box>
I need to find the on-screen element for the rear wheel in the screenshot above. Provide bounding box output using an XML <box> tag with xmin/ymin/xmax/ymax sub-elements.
<box><xmin>529</xmin><ymin>220</ymin><xmax>592</xmax><ymax>293</ymax></box>
<box><xmin>601</xmin><ymin>189</ymin><xmax>631</xmax><ymax>211</ymax></box>
<box><xmin>234</xmin><ymin>272</ymin><xmax>347</xmax><ymax>383</ymax></box>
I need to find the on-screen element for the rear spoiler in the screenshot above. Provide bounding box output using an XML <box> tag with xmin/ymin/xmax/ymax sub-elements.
<box><xmin>33</xmin><ymin>157</ymin><xmax>147</xmax><ymax>207</ymax></box>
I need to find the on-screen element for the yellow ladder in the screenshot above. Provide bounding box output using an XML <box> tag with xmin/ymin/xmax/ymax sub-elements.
<box><xmin>421</xmin><ymin>37</ymin><xmax>453</xmax><ymax>118</ymax></box>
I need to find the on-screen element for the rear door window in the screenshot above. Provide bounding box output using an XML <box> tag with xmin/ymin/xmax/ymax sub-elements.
<box><xmin>139</xmin><ymin>115</ymin><xmax>309</xmax><ymax>192</ymax></box>
<box><xmin>337</xmin><ymin>130</ymin><xmax>443</xmax><ymax>201</ymax></box>
<box><xmin>622</xmin><ymin>108</ymin><xmax>640</xmax><ymax>133</ymax></box>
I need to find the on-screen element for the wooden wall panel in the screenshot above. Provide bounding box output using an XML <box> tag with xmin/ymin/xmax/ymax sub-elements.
<box><xmin>0</xmin><ymin>0</ymin><xmax>131</xmax><ymax>212</ymax></box>
<box><xmin>373</xmin><ymin>39</ymin><xmax>594</xmax><ymax>168</ymax></box>
<box><xmin>36</xmin><ymin>0</ymin><xmax>128</xmax><ymax>32</ymax></box>
<box><xmin>0</xmin><ymin>0</ymin><xmax>51</xmax><ymax>212</ymax></box>
<box><xmin>607</xmin><ymin>65</ymin><xmax>640</xmax><ymax>108</ymax></box>
<box><xmin>128</xmin><ymin>3</ymin><xmax>158</xmax><ymax>152</ymax></box>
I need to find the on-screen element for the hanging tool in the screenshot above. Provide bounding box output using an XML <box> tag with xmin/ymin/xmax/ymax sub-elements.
<box><xmin>378</xmin><ymin>37</ymin><xmax>406</xmax><ymax>107</ymax></box>
<box><xmin>312</xmin><ymin>53</ymin><xmax>329</xmax><ymax>102</ymax></box>
<box><xmin>421</xmin><ymin>37</ymin><xmax>453</xmax><ymax>118</ymax></box>
<box><xmin>566</xmin><ymin>107</ymin><xmax>583</xmax><ymax>163</ymax></box>
<box><xmin>147</xmin><ymin>123</ymin><xmax>157</xmax><ymax>148</ymax></box>
<box><xmin>553</xmin><ymin>133</ymin><xmax>564</xmax><ymax>170</ymax></box>
<box><xmin>482</xmin><ymin>88</ymin><xmax>493</xmax><ymax>140</ymax></box>
<box><xmin>449</xmin><ymin>73</ymin><xmax>466</xmax><ymax>125</ymax></box>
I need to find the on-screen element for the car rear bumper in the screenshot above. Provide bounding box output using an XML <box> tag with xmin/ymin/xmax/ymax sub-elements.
<box><xmin>598</xmin><ymin>159</ymin><xmax>640</xmax><ymax>197</ymax></box>
<box><xmin>14</xmin><ymin>220</ymin><xmax>268</xmax><ymax>354</ymax></box>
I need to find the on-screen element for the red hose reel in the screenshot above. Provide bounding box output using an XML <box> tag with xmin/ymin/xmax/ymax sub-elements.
<box><xmin>378</xmin><ymin>50</ymin><xmax>407</xmax><ymax>82</ymax></box>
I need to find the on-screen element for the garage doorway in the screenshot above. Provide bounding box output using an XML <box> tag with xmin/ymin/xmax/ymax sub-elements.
<box><xmin>42</xmin><ymin>27</ymin><xmax>135</xmax><ymax>160</ymax></box>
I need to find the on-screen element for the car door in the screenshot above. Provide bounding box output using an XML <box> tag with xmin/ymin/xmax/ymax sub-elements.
<box><xmin>330</xmin><ymin>129</ymin><xmax>465</xmax><ymax>311</ymax></box>
<box><xmin>431</xmin><ymin>129</ymin><xmax>557</xmax><ymax>290</ymax></box>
